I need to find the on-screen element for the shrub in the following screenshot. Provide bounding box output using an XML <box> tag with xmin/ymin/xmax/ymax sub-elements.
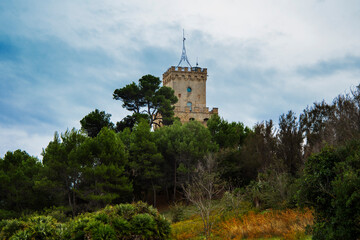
<box><xmin>298</xmin><ymin>141</ymin><xmax>360</xmax><ymax>239</ymax></box>
<box><xmin>170</xmin><ymin>202</ymin><xmax>186</xmax><ymax>223</ymax></box>
<box><xmin>113</xmin><ymin>204</ymin><xmax>135</xmax><ymax>220</ymax></box>
<box><xmin>66</xmin><ymin>202</ymin><xmax>170</xmax><ymax>240</ymax></box>
<box><xmin>0</xmin><ymin>216</ymin><xmax>65</xmax><ymax>240</ymax></box>
<box><xmin>130</xmin><ymin>213</ymin><xmax>156</xmax><ymax>238</ymax></box>
<box><xmin>0</xmin><ymin>202</ymin><xmax>171</xmax><ymax>240</ymax></box>
<box><xmin>0</xmin><ymin>219</ymin><xmax>26</xmax><ymax>240</ymax></box>
<box><xmin>42</xmin><ymin>206</ymin><xmax>70</xmax><ymax>223</ymax></box>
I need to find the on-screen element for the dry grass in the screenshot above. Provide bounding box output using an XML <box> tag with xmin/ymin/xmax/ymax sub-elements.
<box><xmin>171</xmin><ymin>208</ymin><xmax>313</xmax><ymax>240</ymax></box>
<box><xmin>213</xmin><ymin>208</ymin><xmax>313</xmax><ymax>240</ymax></box>
<box><xmin>171</xmin><ymin>215</ymin><xmax>204</xmax><ymax>240</ymax></box>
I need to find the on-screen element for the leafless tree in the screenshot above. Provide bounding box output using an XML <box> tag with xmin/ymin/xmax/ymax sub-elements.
<box><xmin>182</xmin><ymin>154</ymin><xmax>224</xmax><ymax>239</ymax></box>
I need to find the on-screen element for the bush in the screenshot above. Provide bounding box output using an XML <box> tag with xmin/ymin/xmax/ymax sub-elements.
<box><xmin>66</xmin><ymin>202</ymin><xmax>171</xmax><ymax>240</ymax></box>
<box><xmin>298</xmin><ymin>141</ymin><xmax>360</xmax><ymax>239</ymax></box>
<box><xmin>245</xmin><ymin>167</ymin><xmax>298</xmax><ymax>210</ymax></box>
<box><xmin>0</xmin><ymin>216</ymin><xmax>64</xmax><ymax>240</ymax></box>
<box><xmin>170</xmin><ymin>202</ymin><xmax>186</xmax><ymax>223</ymax></box>
<box><xmin>0</xmin><ymin>202</ymin><xmax>171</xmax><ymax>240</ymax></box>
<box><xmin>42</xmin><ymin>206</ymin><xmax>70</xmax><ymax>223</ymax></box>
<box><xmin>0</xmin><ymin>219</ymin><xmax>27</xmax><ymax>240</ymax></box>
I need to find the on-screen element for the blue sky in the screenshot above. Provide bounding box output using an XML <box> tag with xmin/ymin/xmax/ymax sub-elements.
<box><xmin>1</xmin><ymin>0</ymin><xmax>360</xmax><ymax>158</ymax></box>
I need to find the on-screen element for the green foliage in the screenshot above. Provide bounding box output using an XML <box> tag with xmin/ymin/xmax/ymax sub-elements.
<box><xmin>40</xmin><ymin>128</ymin><xmax>132</xmax><ymax>215</ymax></box>
<box><xmin>66</xmin><ymin>202</ymin><xmax>170</xmax><ymax>240</ymax></box>
<box><xmin>0</xmin><ymin>202</ymin><xmax>171</xmax><ymax>240</ymax></box>
<box><xmin>130</xmin><ymin>213</ymin><xmax>156</xmax><ymax>238</ymax></box>
<box><xmin>42</xmin><ymin>206</ymin><xmax>69</xmax><ymax>223</ymax></box>
<box><xmin>169</xmin><ymin>202</ymin><xmax>186</xmax><ymax>223</ymax></box>
<box><xmin>80</xmin><ymin>109</ymin><xmax>114</xmax><ymax>137</ymax></box>
<box><xmin>207</xmin><ymin>114</ymin><xmax>251</xmax><ymax>149</ymax></box>
<box><xmin>245</xmin><ymin>167</ymin><xmax>298</xmax><ymax>209</ymax></box>
<box><xmin>155</xmin><ymin>120</ymin><xmax>218</xmax><ymax>199</ymax></box>
<box><xmin>0</xmin><ymin>150</ymin><xmax>44</xmax><ymax>218</ymax></box>
<box><xmin>277</xmin><ymin>110</ymin><xmax>303</xmax><ymax>176</ymax></box>
<box><xmin>129</xmin><ymin>120</ymin><xmax>164</xmax><ymax>204</ymax></box>
<box><xmin>298</xmin><ymin>140</ymin><xmax>360</xmax><ymax>239</ymax></box>
<box><xmin>0</xmin><ymin>216</ymin><xmax>65</xmax><ymax>240</ymax></box>
<box><xmin>300</xmin><ymin>100</ymin><xmax>334</xmax><ymax>157</ymax></box>
<box><xmin>78</xmin><ymin>127</ymin><xmax>132</xmax><ymax>209</ymax></box>
<box><xmin>40</xmin><ymin>129</ymin><xmax>87</xmax><ymax>216</ymax></box>
<box><xmin>0</xmin><ymin>219</ymin><xmax>26</xmax><ymax>240</ymax></box>
<box><xmin>113</xmin><ymin>74</ymin><xmax>178</xmax><ymax>128</ymax></box>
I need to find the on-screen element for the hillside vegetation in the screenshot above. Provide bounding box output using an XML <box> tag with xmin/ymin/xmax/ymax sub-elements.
<box><xmin>1</xmin><ymin>77</ymin><xmax>360</xmax><ymax>239</ymax></box>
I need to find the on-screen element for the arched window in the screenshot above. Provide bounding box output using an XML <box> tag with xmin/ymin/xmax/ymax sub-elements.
<box><xmin>204</xmin><ymin>118</ymin><xmax>209</xmax><ymax>122</ymax></box>
<box><xmin>187</xmin><ymin>102</ymin><xmax>192</xmax><ymax>111</ymax></box>
<box><xmin>189</xmin><ymin>118</ymin><xmax>195</xmax><ymax>121</ymax></box>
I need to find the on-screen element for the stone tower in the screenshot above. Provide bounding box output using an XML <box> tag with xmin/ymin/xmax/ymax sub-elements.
<box><xmin>163</xmin><ymin>66</ymin><xmax>218</xmax><ymax>124</ymax></box>
<box><xmin>162</xmin><ymin>31</ymin><xmax>218</xmax><ymax>125</ymax></box>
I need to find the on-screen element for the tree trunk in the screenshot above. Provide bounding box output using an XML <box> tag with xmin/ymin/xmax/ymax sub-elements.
<box><xmin>173</xmin><ymin>158</ymin><xmax>177</xmax><ymax>200</ymax></box>
<box><xmin>68</xmin><ymin>191</ymin><xmax>74</xmax><ymax>218</ymax></box>
<box><xmin>152</xmin><ymin>184</ymin><xmax>157</xmax><ymax>207</ymax></box>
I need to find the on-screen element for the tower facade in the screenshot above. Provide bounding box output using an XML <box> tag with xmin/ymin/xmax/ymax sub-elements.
<box><xmin>163</xmin><ymin>66</ymin><xmax>218</xmax><ymax>124</ymax></box>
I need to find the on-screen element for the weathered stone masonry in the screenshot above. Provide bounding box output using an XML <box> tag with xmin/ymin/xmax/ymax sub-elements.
<box><xmin>163</xmin><ymin>66</ymin><xmax>218</xmax><ymax>125</ymax></box>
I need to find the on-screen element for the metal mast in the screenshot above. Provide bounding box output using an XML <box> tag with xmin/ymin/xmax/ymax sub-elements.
<box><xmin>177</xmin><ymin>29</ymin><xmax>192</xmax><ymax>68</ymax></box>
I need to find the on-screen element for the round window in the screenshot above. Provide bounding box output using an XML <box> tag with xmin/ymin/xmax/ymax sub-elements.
<box><xmin>187</xmin><ymin>87</ymin><xmax>192</xmax><ymax>92</ymax></box>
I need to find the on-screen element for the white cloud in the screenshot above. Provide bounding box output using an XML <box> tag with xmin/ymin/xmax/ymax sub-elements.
<box><xmin>0</xmin><ymin>126</ymin><xmax>53</xmax><ymax>159</ymax></box>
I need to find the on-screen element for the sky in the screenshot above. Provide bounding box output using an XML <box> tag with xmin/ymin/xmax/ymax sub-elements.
<box><xmin>1</xmin><ymin>0</ymin><xmax>360</xmax><ymax>158</ymax></box>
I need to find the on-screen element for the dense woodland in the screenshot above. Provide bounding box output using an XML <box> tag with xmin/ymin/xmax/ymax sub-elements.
<box><xmin>1</xmin><ymin>75</ymin><xmax>360</xmax><ymax>239</ymax></box>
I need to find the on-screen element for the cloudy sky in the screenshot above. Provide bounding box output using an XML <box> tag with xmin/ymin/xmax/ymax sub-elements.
<box><xmin>1</xmin><ymin>0</ymin><xmax>360</xmax><ymax>158</ymax></box>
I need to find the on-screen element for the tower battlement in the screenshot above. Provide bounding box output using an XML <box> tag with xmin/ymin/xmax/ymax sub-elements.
<box><xmin>163</xmin><ymin>66</ymin><xmax>207</xmax><ymax>78</ymax></box>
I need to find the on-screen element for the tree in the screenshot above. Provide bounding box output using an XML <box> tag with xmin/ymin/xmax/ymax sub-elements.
<box><xmin>113</xmin><ymin>74</ymin><xmax>178</xmax><ymax>128</ymax></box>
<box><xmin>115</xmin><ymin>115</ymin><xmax>138</xmax><ymax>132</ymax></box>
<box><xmin>228</xmin><ymin>120</ymin><xmax>277</xmax><ymax>187</ymax></box>
<box><xmin>155</xmin><ymin>120</ymin><xmax>218</xmax><ymax>200</ymax></box>
<box><xmin>128</xmin><ymin>120</ymin><xmax>164</xmax><ymax>206</ymax></box>
<box><xmin>277</xmin><ymin>111</ymin><xmax>303</xmax><ymax>176</ymax></box>
<box><xmin>298</xmin><ymin>140</ymin><xmax>360</xmax><ymax>239</ymax></box>
<box><xmin>77</xmin><ymin>127</ymin><xmax>132</xmax><ymax>210</ymax></box>
<box><xmin>0</xmin><ymin>150</ymin><xmax>44</xmax><ymax>219</ymax></box>
<box><xmin>80</xmin><ymin>109</ymin><xmax>114</xmax><ymax>137</ymax></box>
<box><xmin>300</xmin><ymin>101</ymin><xmax>334</xmax><ymax>157</ymax></box>
<box><xmin>40</xmin><ymin>129</ymin><xmax>86</xmax><ymax>216</ymax></box>
<box><xmin>182</xmin><ymin>154</ymin><xmax>224</xmax><ymax>239</ymax></box>
<box><xmin>207</xmin><ymin>114</ymin><xmax>251</xmax><ymax>149</ymax></box>
<box><xmin>326</xmin><ymin>93</ymin><xmax>360</xmax><ymax>146</ymax></box>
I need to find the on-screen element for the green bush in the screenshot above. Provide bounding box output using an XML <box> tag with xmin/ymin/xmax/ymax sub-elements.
<box><xmin>170</xmin><ymin>202</ymin><xmax>185</xmax><ymax>223</ymax></box>
<box><xmin>298</xmin><ymin>141</ymin><xmax>360</xmax><ymax>239</ymax></box>
<box><xmin>0</xmin><ymin>202</ymin><xmax>171</xmax><ymax>240</ymax></box>
<box><xmin>0</xmin><ymin>219</ymin><xmax>26</xmax><ymax>240</ymax></box>
<box><xmin>0</xmin><ymin>216</ymin><xmax>64</xmax><ymax>240</ymax></box>
<box><xmin>114</xmin><ymin>204</ymin><xmax>135</xmax><ymax>220</ymax></box>
<box><xmin>130</xmin><ymin>213</ymin><xmax>156</xmax><ymax>238</ymax></box>
<box><xmin>42</xmin><ymin>206</ymin><xmax>70</xmax><ymax>223</ymax></box>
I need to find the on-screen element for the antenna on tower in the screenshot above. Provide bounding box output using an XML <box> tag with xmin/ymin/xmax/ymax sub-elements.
<box><xmin>177</xmin><ymin>29</ymin><xmax>192</xmax><ymax>68</ymax></box>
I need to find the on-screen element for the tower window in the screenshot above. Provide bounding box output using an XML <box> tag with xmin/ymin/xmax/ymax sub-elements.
<box><xmin>187</xmin><ymin>102</ymin><xmax>192</xmax><ymax>111</ymax></box>
<box><xmin>187</xmin><ymin>87</ymin><xmax>192</xmax><ymax>92</ymax></box>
